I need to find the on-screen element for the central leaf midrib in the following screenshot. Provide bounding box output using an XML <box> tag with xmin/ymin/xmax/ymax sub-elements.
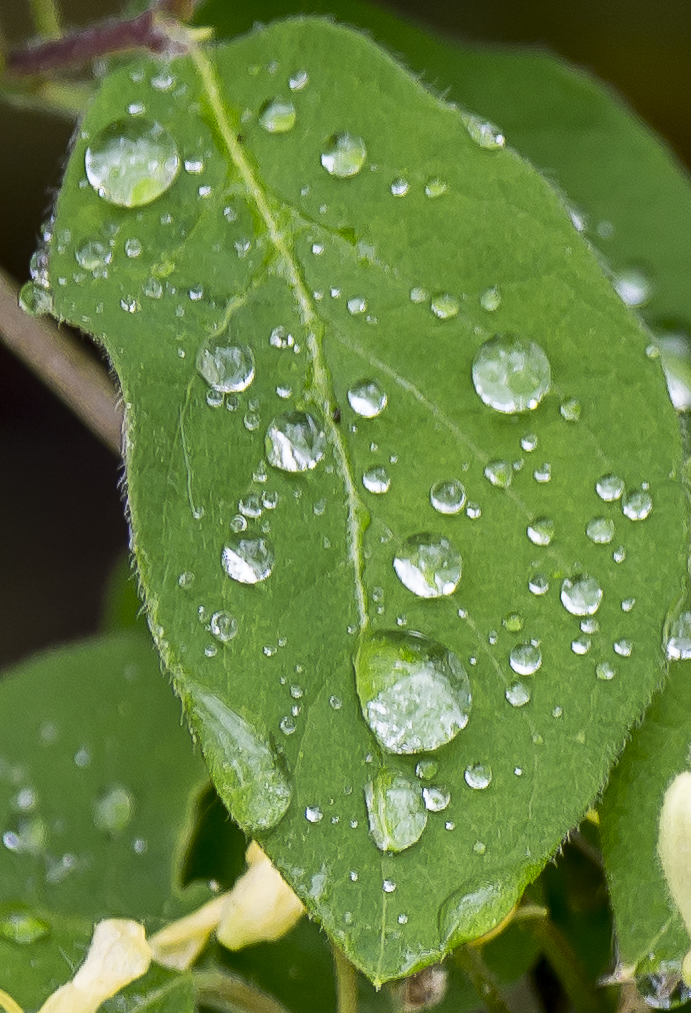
<box><xmin>191</xmin><ymin>45</ymin><xmax>368</xmax><ymax>631</ymax></box>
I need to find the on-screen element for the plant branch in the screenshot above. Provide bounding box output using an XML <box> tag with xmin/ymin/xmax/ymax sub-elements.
<box><xmin>455</xmin><ymin>945</ymin><xmax>515</xmax><ymax>1013</ymax></box>
<box><xmin>332</xmin><ymin>944</ymin><xmax>358</xmax><ymax>1013</ymax></box>
<box><xmin>529</xmin><ymin>917</ymin><xmax>608</xmax><ymax>1013</ymax></box>
<box><xmin>193</xmin><ymin>969</ymin><xmax>292</xmax><ymax>1013</ymax></box>
<box><xmin>0</xmin><ymin>268</ymin><xmax>122</xmax><ymax>455</ymax></box>
<box><xmin>30</xmin><ymin>0</ymin><xmax>63</xmax><ymax>41</ymax></box>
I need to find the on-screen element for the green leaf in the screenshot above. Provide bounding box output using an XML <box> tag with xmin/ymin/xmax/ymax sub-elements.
<box><xmin>44</xmin><ymin>20</ymin><xmax>687</xmax><ymax>983</ymax></box>
<box><xmin>0</xmin><ymin>633</ymin><xmax>208</xmax><ymax>1007</ymax></box>
<box><xmin>101</xmin><ymin>964</ymin><xmax>196</xmax><ymax>1013</ymax></box>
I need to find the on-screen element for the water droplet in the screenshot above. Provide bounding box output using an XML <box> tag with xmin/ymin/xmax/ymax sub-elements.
<box><xmin>390</xmin><ymin>177</ymin><xmax>409</xmax><ymax>196</ymax></box>
<box><xmin>665</xmin><ymin>611</ymin><xmax>691</xmax><ymax>660</ymax></box>
<box><xmin>393</xmin><ymin>533</ymin><xmax>462</xmax><ymax>598</ymax></box>
<box><xmin>503</xmin><ymin>612</ymin><xmax>524</xmax><ymax>633</ymax></box>
<box><xmin>265</xmin><ymin>411</ymin><xmax>326</xmax><ymax>472</ymax></box>
<box><xmin>124</xmin><ymin>237</ymin><xmax>142</xmax><ymax>258</ymax></box>
<box><xmin>415</xmin><ymin>759</ymin><xmax>438</xmax><ymax>781</ymax></box>
<box><xmin>356</xmin><ymin>630</ymin><xmax>472</xmax><ymax>754</ymax></box>
<box><xmin>18</xmin><ymin>282</ymin><xmax>53</xmax><ymax>316</ymax></box>
<box><xmin>75</xmin><ymin>238</ymin><xmax>111</xmax><ymax>271</ymax></box>
<box><xmin>289</xmin><ymin>69</ymin><xmax>309</xmax><ymax>91</ymax></box>
<box><xmin>196</xmin><ymin>342</ymin><xmax>255</xmax><ymax>394</ymax></box>
<box><xmin>0</xmin><ymin>909</ymin><xmax>50</xmax><ymax>945</ymax></box>
<box><xmin>178</xmin><ymin>571</ymin><xmax>195</xmax><ymax>589</ymax></box>
<box><xmin>613</xmin><ymin>545</ymin><xmax>626</xmax><ymax>563</ymax></box>
<box><xmin>533</xmin><ymin>463</ymin><xmax>552</xmax><ymax>484</ymax></box>
<box><xmin>410</xmin><ymin>286</ymin><xmax>429</xmax><ymax>303</ymax></box>
<box><xmin>190</xmin><ymin>689</ymin><xmax>291</xmax><ymax>831</ymax></box>
<box><xmin>505</xmin><ymin>681</ymin><xmax>531</xmax><ymax>707</ymax></box>
<box><xmin>74</xmin><ymin>746</ymin><xmax>91</xmax><ymax>768</ymax></box>
<box><xmin>480</xmin><ymin>286</ymin><xmax>502</xmax><ymax>312</ymax></box>
<box><xmin>430</xmin><ymin>479</ymin><xmax>466</xmax><ymax>515</ymax></box>
<box><xmin>383</xmin><ymin>879</ymin><xmax>397</xmax><ymax>893</ymax></box>
<box><xmin>472</xmin><ymin>334</ymin><xmax>551</xmax><ymax>413</ymax></box>
<box><xmin>561</xmin><ymin>575</ymin><xmax>603</xmax><ymax>616</ymax></box>
<box><xmin>430</xmin><ymin>292</ymin><xmax>460</xmax><ymax>320</ymax></box>
<box><xmin>552</xmin><ymin>705</ymin><xmax>563</xmax><ymax>719</ymax></box>
<box><xmin>397</xmin><ymin>912</ymin><xmax>409</xmax><ymax>924</ymax></box>
<box><xmin>259</xmin><ymin>97</ymin><xmax>296</xmax><ymax>133</ymax></box>
<box><xmin>596</xmin><ymin>661</ymin><xmax>616</xmax><ymax>680</ymax></box>
<box><xmin>93</xmin><ymin>785</ymin><xmax>134</xmax><ymax>834</ymax></box>
<box><xmin>221</xmin><ymin>538</ymin><xmax>275</xmax><ymax>584</ymax></box>
<box><xmin>425</xmin><ymin>177</ymin><xmax>448</xmax><ymax>197</ymax></box>
<box><xmin>365</xmin><ymin>768</ymin><xmax>427</xmax><ymax>852</ymax></box>
<box><xmin>305</xmin><ymin>805</ymin><xmax>323</xmax><ymax>823</ymax></box>
<box><xmin>464</xmin><ymin>763</ymin><xmax>492</xmax><ymax>790</ymax></box>
<box><xmin>239</xmin><ymin>493</ymin><xmax>263</xmax><ymax>519</ymax></box>
<box><xmin>205</xmin><ymin>644</ymin><xmax>218</xmax><ymax>658</ymax></box>
<box><xmin>622</xmin><ymin>487</ymin><xmax>653</xmax><ymax>520</ymax></box>
<box><xmin>509</xmin><ymin>643</ymin><xmax>542</xmax><ymax>675</ymax></box>
<box><xmin>484</xmin><ymin>460</ymin><xmax>513</xmax><ymax>488</ymax></box>
<box><xmin>528</xmin><ymin>574</ymin><xmax>549</xmax><ymax>595</ymax></box>
<box><xmin>614</xmin><ymin>639</ymin><xmax>633</xmax><ymax>657</ymax></box>
<box><xmin>347</xmin><ymin>296</ymin><xmax>367</xmax><ymax>315</ymax></box>
<box><xmin>621</xmin><ymin>597</ymin><xmax>636</xmax><ymax>613</ymax></box>
<box><xmin>3</xmin><ymin>817</ymin><xmax>47</xmax><ymax>855</ymax></box>
<box><xmin>210</xmin><ymin>611</ymin><xmax>238</xmax><ymax>643</ymax></box>
<box><xmin>466</xmin><ymin>502</ymin><xmax>481</xmax><ymax>519</ymax></box>
<box><xmin>347</xmin><ymin>380</ymin><xmax>387</xmax><ymax>418</ymax></box>
<box><xmin>560</xmin><ymin>396</ymin><xmax>581</xmax><ymax>422</ymax></box>
<box><xmin>596</xmin><ymin>474</ymin><xmax>625</xmax><ymax>502</ymax></box>
<box><xmin>462</xmin><ymin>113</ymin><xmax>505</xmax><ymax>149</ymax></box>
<box><xmin>527</xmin><ymin>518</ymin><xmax>554</xmax><ymax>546</ymax></box>
<box><xmin>422</xmin><ymin>786</ymin><xmax>451</xmax><ymax>812</ymax></box>
<box><xmin>521</xmin><ymin>433</ymin><xmax>538</xmax><ymax>452</ymax></box>
<box><xmin>613</xmin><ymin>268</ymin><xmax>652</xmax><ymax>307</ymax></box>
<box><xmin>349</xmin><ymin>870</ymin><xmax>358</xmax><ymax>881</ymax></box>
<box><xmin>363</xmin><ymin>466</ymin><xmax>390</xmax><ymax>494</ymax></box>
<box><xmin>328</xmin><ymin>695</ymin><xmax>342</xmax><ymax>711</ymax></box>
<box><xmin>587</xmin><ymin>517</ymin><xmax>615</xmax><ymax>544</ymax></box>
<box><xmin>321</xmin><ymin>133</ymin><xmax>367</xmax><ymax>177</ymax></box>
<box><xmin>571</xmin><ymin>638</ymin><xmax>591</xmax><ymax>656</ymax></box>
<box><xmin>85</xmin><ymin>118</ymin><xmax>180</xmax><ymax>207</ymax></box>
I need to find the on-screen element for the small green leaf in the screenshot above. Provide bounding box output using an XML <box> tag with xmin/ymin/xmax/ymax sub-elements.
<box><xmin>0</xmin><ymin>633</ymin><xmax>208</xmax><ymax>1007</ymax></box>
<box><xmin>44</xmin><ymin>20</ymin><xmax>686</xmax><ymax>983</ymax></box>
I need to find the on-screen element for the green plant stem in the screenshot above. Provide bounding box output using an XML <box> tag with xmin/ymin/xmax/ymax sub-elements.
<box><xmin>0</xmin><ymin>267</ymin><xmax>122</xmax><ymax>455</ymax></box>
<box><xmin>455</xmin><ymin>945</ymin><xmax>515</xmax><ymax>1013</ymax></box>
<box><xmin>332</xmin><ymin>945</ymin><xmax>359</xmax><ymax>1013</ymax></box>
<box><xmin>193</xmin><ymin>969</ymin><xmax>292</xmax><ymax>1013</ymax></box>
<box><xmin>529</xmin><ymin>917</ymin><xmax>608</xmax><ymax>1013</ymax></box>
<box><xmin>30</xmin><ymin>0</ymin><xmax>62</xmax><ymax>40</ymax></box>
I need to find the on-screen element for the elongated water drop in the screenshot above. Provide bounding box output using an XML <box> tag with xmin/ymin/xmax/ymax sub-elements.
<box><xmin>197</xmin><ymin>343</ymin><xmax>255</xmax><ymax>393</ymax></box>
<box><xmin>347</xmin><ymin>380</ymin><xmax>387</xmax><ymax>418</ymax></box>
<box><xmin>462</xmin><ymin>113</ymin><xmax>506</xmax><ymax>149</ymax></box>
<box><xmin>85</xmin><ymin>119</ymin><xmax>180</xmax><ymax>207</ymax></box>
<box><xmin>356</xmin><ymin>630</ymin><xmax>472</xmax><ymax>754</ymax></box>
<box><xmin>321</xmin><ymin>133</ymin><xmax>367</xmax><ymax>177</ymax></box>
<box><xmin>430</xmin><ymin>479</ymin><xmax>466</xmax><ymax>515</ymax></box>
<box><xmin>560</xmin><ymin>575</ymin><xmax>603</xmax><ymax>616</ymax></box>
<box><xmin>258</xmin><ymin>97</ymin><xmax>296</xmax><ymax>133</ymax></box>
<box><xmin>665</xmin><ymin>612</ymin><xmax>691</xmax><ymax>660</ymax></box>
<box><xmin>189</xmin><ymin>689</ymin><xmax>291</xmax><ymax>831</ymax></box>
<box><xmin>265</xmin><ymin>412</ymin><xmax>326</xmax><ymax>472</ymax></box>
<box><xmin>365</xmin><ymin>767</ymin><xmax>427</xmax><ymax>852</ymax></box>
<box><xmin>484</xmin><ymin>460</ymin><xmax>513</xmax><ymax>488</ymax></box>
<box><xmin>221</xmin><ymin>538</ymin><xmax>274</xmax><ymax>584</ymax></box>
<box><xmin>393</xmin><ymin>533</ymin><xmax>462</xmax><ymax>598</ymax></box>
<box><xmin>472</xmin><ymin>335</ymin><xmax>551</xmax><ymax>413</ymax></box>
<box><xmin>0</xmin><ymin>910</ymin><xmax>50</xmax><ymax>945</ymax></box>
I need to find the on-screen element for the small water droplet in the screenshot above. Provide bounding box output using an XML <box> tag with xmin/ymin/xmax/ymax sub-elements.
<box><xmin>425</xmin><ymin>177</ymin><xmax>448</xmax><ymax>197</ymax></box>
<box><xmin>560</xmin><ymin>396</ymin><xmax>581</xmax><ymax>422</ymax></box>
<box><xmin>321</xmin><ymin>133</ymin><xmax>367</xmax><ymax>177</ymax></box>
<box><xmin>621</xmin><ymin>597</ymin><xmax>636</xmax><ymax>613</ymax></box>
<box><xmin>503</xmin><ymin>612</ymin><xmax>524</xmax><ymax>633</ymax></box>
<box><xmin>178</xmin><ymin>570</ymin><xmax>195</xmax><ymax>588</ymax></box>
<box><xmin>596</xmin><ymin>474</ymin><xmax>625</xmax><ymax>502</ymax></box>
<box><xmin>289</xmin><ymin>69</ymin><xmax>309</xmax><ymax>91</ymax></box>
<box><xmin>472</xmin><ymin>334</ymin><xmax>551</xmax><ymax>413</ymax></box>
<box><xmin>230</xmin><ymin>515</ymin><xmax>248</xmax><ymax>533</ymax></box>
<box><xmin>151</xmin><ymin>71</ymin><xmax>175</xmax><ymax>91</ymax></box>
<box><xmin>93</xmin><ymin>785</ymin><xmax>134</xmax><ymax>834</ymax></box>
<box><xmin>221</xmin><ymin>538</ymin><xmax>275</xmax><ymax>584</ymax></box>
<box><xmin>0</xmin><ymin>910</ymin><xmax>51</xmax><ymax>945</ymax></box>
<box><xmin>349</xmin><ymin>870</ymin><xmax>358</xmax><ymax>881</ymax></box>
<box><xmin>614</xmin><ymin>639</ymin><xmax>633</xmax><ymax>657</ymax></box>
<box><xmin>521</xmin><ymin>433</ymin><xmax>538</xmax><ymax>452</ymax></box>
<box><xmin>18</xmin><ymin>282</ymin><xmax>53</xmax><ymax>316</ymax></box>
<box><xmin>347</xmin><ymin>296</ymin><xmax>367</xmax><ymax>315</ymax></box>
<box><xmin>210</xmin><ymin>611</ymin><xmax>238</xmax><ymax>642</ymax></box>
<box><xmin>390</xmin><ymin>177</ymin><xmax>409</xmax><ymax>196</ymax></box>
<box><xmin>397</xmin><ymin>912</ymin><xmax>409</xmax><ymax>924</ymax></box>
<box><xmin>561</xmin><ymin>575</ymin><xmax>603</xmax><ymax>616</ymax></box>
<box><xmin>505</xmin><ymin>681</ymin><xmax>531</xmax><ymax>707</ymax></box>
<box><xmin>484</xmin><ymin>459</ymin><xmax>513</xmax><ymax>488</ymax></box>
<box><xmin>587</xmin><ymin>517</ymin><xmax>615</xmax><ymax>544</ymax></box>
<box><xmin>206</xmin><ymin>389</ymin><xmax>224</xmax><ymax>408</ymax></box>
<box><xmin>430</xmin><ymin>479</ymin><xmax>466</xmax><ymax>514</ymax></box>
<box><xmin>124</xmin><ymin>237</ymin><xmax>142</xmax><ymax>258</ymax></box>
<box><xmin>257</xmin><ymin>97</ymin><xmax>296</xmax><ymax>134</ymax></box>
<box><xmin>552</xmin><ymin>705</ymin><xmax>563</xmax><ymax>718</ymax></box>
<box><xmin>571</xmin><ymin>638</ymin><xmax>591</xmax><ymax>656</ymax></box>
<box><xmin>74</xmin><ymin>746</ymin><xmax>91</xmax><ymax>768</ymax></box>
<box><xmin>466</xmin><ymin>502</ymin><xmax>481</xmax><ymax>519</ymax></box>
<box><xmin>356</xmin><ymin>630</ymin><xmax>472</xmax><ymax>754</ymax></box>
<box><xmin>430</xmin><ymin>292</ymin><xmax>460</xmax><ymax>320</ymax></box>
<box><xmin>613</xmin><ymin>267</ymin><xmax>652</xmax><ymax>307</ymax></box>
<box><xmin>464</xmin><ymin>763</ymin><xmax>492</xmax><ymax>790</ymax></box>
<box><xmin>205</xmin><ymin>644</ymin><xmax>218</xmax><ymax>658</ymax></box>
<box><xmin>423</xmin><ymin>786</ymin><xmax>451</xmax><ymax>812</ymax></box>
<box><xmin>363</xmin><ymin>466</ymin><xmax>390</xmax><ymax>494</ymax></box>
<box><xmin>527</xmin><ymin>518</ymin><xmax>554</xmax><ymax>546</ymax></box>
<box><xmin>596</xmin><ymin>661</ymin><xmax>616</xmax><ymax>680</ymax></box>
<box><xmin>143</xmin><ymin>277</ymin><xmax>163</xmax><ymax>298</ymax></box>
<box><xmin>305</xmin><ymin>805</ymin><xmax>323</xmax><ymax>823</ymax></box>
<box><xmin>666</xmin><ymin>611</ymin><xmax>691</xmax><ymax>660</ymax></box>
<box><xmin>197</xmin><ymin>342</ymin><xmax>255</xmax><ymax>393</ymax></box>
<box><xmin>347</xmin><ymin>380</ymin><xmax>387</xmax><ymax>417</ymax></box>
<box><xmin>415</xmin><ymin>759</ymin><xmax>438</xmax><ymax>781</ymax></box>
<box><xmin>239</xmin><ymin>493</ymin><xmax>263</xmax><ymax>519</ymax></box>
<box><xmin>463</xmin><ymin>113</ymin><xmax>505</xmax><ymax>149</ymax></box>
<box><xmin>265</xmin><ymin>411</ymin><xmax>326</xmax><ymax>472</ymax></box>
<box><xmin>622</xmin><ymin>487</ymin><xmax>653</xmax><ymax>520</ymax></box>
<box><xmin>509</xmin><ymin>643</ymin><xmax>542</xmax><ymax>675</ymax></box>
<box><xmin>533</xmin><ymin>462</ymin><xmax>552</xmax><ymax>484</ymax></box>
<box><xmin>410</xmin><ymin>286</ymin><xmax>429</xmax><ymax>303</ymax></box>
<box><xmin>393</xmin><ymin>533</ymin><xmax>462</xmax><ymax>597</ymax></box>
<box><xmin>85</xmin><ymin>119</ymin><xmax>180</xmax><ymax>207</ymax></box>
<box><xmin>528</xmin><ymin>574</ymin><xmax>549</xmax><ymax>595</ymax></box>
<box><xmin>365</xmin><ymin>768</ymin><xmax>427</xmax><ymax>852</ymax></box>
<box><xmin>480</xmin><ymin>286</ymin><xmax>502</xmax><ymax>312</ymax></box>
<box><xmin>613</xmin><ymin>545</ymin><xmax>626</xmax><ymax>563</ymax></box>
<box><xmin>383</xmin><ymin>879</ymin><xmax>397</xmax><ymax>893</ymax></box>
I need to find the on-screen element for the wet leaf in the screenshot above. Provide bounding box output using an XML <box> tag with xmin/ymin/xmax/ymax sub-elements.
<box><xmin>44</xmin><ymin>21</ymin><xmax>687</xmax><ymax>983</ymax></box>
<box><xmin>0</xmin><ymin>634</ymin><xmax>207</xmax><ymax>1008</ymax></box>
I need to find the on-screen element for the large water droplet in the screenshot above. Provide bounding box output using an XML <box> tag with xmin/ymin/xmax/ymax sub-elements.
<box><xmin>484</xmin><ymin>460</ymin><xmax>513</xmax><ymax>488</ymax></box>
<box><xmin>363</xmin><ymin>466</ymin><xmax>390</xmax><ymax>494</ymax></box>
<box><xmin>347</xmin><ymin>380</ymin><xmax>387</xmax><ymax>418</ymax></box>
<box><xmin>560</xmin><ymin>575</ymin><xmax>603</xmax><ymax>616</ymax></box>
<box><xmin>527</xmin><ymin>518</ymin><xmax>554</xmax><ymax>546</ymax></box>
<box><xmin>622</xmin><ymin>487</ymin><xmax>653</xmax><ymax>520</ymax></box>
<box><xmin>85</xmin><ymin>118</ymin><xmax>180</xmax><ymax>207</ymax></box>
<box><xmin>197</xmin><ymin>342</ymin><xmax>255</xmax><ymax>393</ymax></box>
<box><xmin>365</xmin><ymin>767</ymin><xmax>427</xmax><ymax>852</ymax></box>
<box><xmin>509</xmin><ymin>643</ymin><xmax>542</xmax><ymax>675</ymax></box>
<box><xmin>393</xmin><ymin>534</ymin><xmax>462</xmax><ymax>598</ymax></box>
<box><xmin>258</xmin><ymin>97</ymin><xmax>296</xmax><ymax>133</ymax></box>
<box><xmin>93</xmin><ymin>785</ymin><xmax>134</xmax><ymax>834</ymax></box>
<box><xmin>505</xmin><ymin>681</ymin><xmax>531</xmax><ymax>707</ymax></box>
<box><xmin>0</xmin><ymin>909</ymin><xmax>50</xmax><ymax>945</ymax></box>
<box><xmin>221</xmin><ymin>538</ymin><xmax>275</xmax><ymax>584</ymax></box>
<box><xmin>321</xmin><ymin>133</ymin><xmax>367</xmax><ymax>177</ymax></box>
<box><xmin>265</xmin><ymin>411</ymin><xmax>326</xmax><ymax>472</ymax></box>
<box><xmin>596</xmin><ymin>474</ymin><xmax>625</xmax><ymax>502</ymax></box>
<box><xmin>472</xmin><ymin>335</ymin><xmax>551</xmax><ymax>413</ymax></box>
<box><xmin>356</xmin><ymin>630</ymin><xmax>472</xmax><ymax>754</ymax></box>
<box><xmin>430</xmin><ymin>479</ymin><xmax>466</xmax><ymax>515</ymax></box>
<box><xmin>464</xmin><ymin>763</ymin><xmax>492</xmax><ymax>789</ymax></box>
<box><xmin>586</xmin><ymin>517</ymin><xmax>615</xmax><ymax>544</ymax></box>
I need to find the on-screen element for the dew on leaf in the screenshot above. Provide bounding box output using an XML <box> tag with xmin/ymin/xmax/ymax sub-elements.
<box><xmin>613</xmin><ymin>267</ymin><xmax>652</xmax><ymax>307</ymax></box>
<box><xmin>666</xmin><ymin>611</ymin><xmax>691</xmax><ymax>660</ymax></box>
<box><xmin>196</xmin><ymin>342</ymin><xmax>255</xmax><ymax>394</ymax></box>
<box><xmin>221</xmin><ymin>538</ymin><xmax>275</xmax><ymax>584</ymax></box>
<box><xmin>466</xmin><ymin>502</ymin><xmax>481</xmax><ymax>519</ymax></box>
<box><xmin>363</xmin><ymin>466</ymin><xmax>390</xmax><ymax>494</ymax></box>
<box><xmin>587</xmin><ymin>517</ymin><xmax>615</xmax><ymax>544</ymax></box>
<box><xmin>422</xmin><ymin>786</ymin><xmax>451</xmax><ymax>812</ymax></box>
<box><xmin>533</xmin><ymin>463</ymin><xmax>551</xmax><ymax>483</ymax></box>
<box><xmin>430</xmin><ymin>479</ymin><xmax>466</xmax><ymax>515</ymax></box>
<box><xmin>552</xmin><ymin>706</ymin><xmax>563</xmax><ymax>718</ymax></box>
<box><xmin>93</xmin><ymin>785</ymin><xmax>134</xmax><ymax>834</ymax></box>
<box><xmin>472</xmin><ymin>334</ymin><xmax>551</xmax><ymax>413</ymax></box>
<box><xmin>329</xmin><ymin>695</ymin><xmax>342</xmax><ymax>710</ymax></box>
<box><xmin>622</xmin><ymin>488</ymin><xmax>653</xmax><ymax>520</ymax></box>
<box><xmin>239</xmin><ymin>493</ymin><xmax>263</xmax><ymax>518</ymax></box>
<box><xmin>621</xmin><ymin>597</ymin><xmax>636</xmax><ymax>613</ymax></box>
<box><xmin>506</xmin><ymin>681</ymin><xmax>531</xmax><ymax>707</ymax></box>
<box><xmin>503</xmin><ymin>612</ymin><xmax>524</xmax><ymax>633</ymax></box>
<box><xmin>265</xmin><ymin>411</ymin><xmax>326</xmax><ymax>472</ymax></box>
<box><xmin>484</xmin><ymin>460</ymin><xmax>513</xmax><ymax>488</ymax></box>
<box><xmin>0</xmin><ymin>910</ymin><xmax>50</xmax><ymax>945</ymax></box>
<box><xmin>391</xmin><ymin>178</ymin><xmax>410</xmax><ymax>196</ymax></box>
<box><xmin>527</xmin><ymin>518</ymin><xmax>554</xmax><ymax>546</ymax></box>
<box><xmin>18</xmin><ymin>282</ymin><xmax>53</xmax><ymax>316</ymax></box>
<box><xmin>356</xmin><ymin>630</ymin><xmax>472</xmax><ymax>754</ymax></box>
<box><xmin>596</xmin><ymin>473</ymin><xmax>625</xmax><ymax>502</ymax></box>
<box><xmin>347</xmin><ymin>380</ymin><xmax>387</xmax><ymax>417</ymax></box>
<box><xmin>259</xmin><ymin>97</ymin><xmax>296</xmax><ymax>133</ymax></box>
<box><xmin>75</xmin><ymin>238</ymin><xmax>110</xmax><ymax>270</ymax></box>
<box><xmin>425</xmin><ymin>178</ymin><xmax>448</xmax><ymax>197</ymax></box>
<box><xmin>347</xmin><ymin>296</ymin><xmax>367</xmax><ymax>315</ymax></box>
<box><xmin>85</xmin><ymin>118</ymin><xmax>180</xmax><ymax>207</ymax></box>
<box><xmin>415</xmin><ymin>759</ymin><xmax>438</xmax><ymax>781</ymax></box>
<box><xmin>521</xmin><ymin>433</ymin><xmax>538</xmax><ymax>452</ymax></box>
<box><xmin>305</xmin><ymin>806</ymin><xmax>323</xmax><ymax>823</ymax></box>
<box><xmin>561</xmin><ymin>575</ymin><xmax>603</xmax><ymax>616</ymax></box>
<box><xmin>464</xmin><ymin>763</ymin><xmax>492</xmax><ymax>790</ymax></box>
<box><xmin>410</xmin><ymin>286</ymin><xmax>429</xmax><ymax>303</ymax></box>
<box><xmin>124</xmin><ymin>237</ymin><xmax>142</xmax><ymax>257</ymax></box>
<box><xmin>178</xmin><ymin>571</ymin><xmax>195</xmax><ymax>588</ymax></box>
<box><xmin>509</xmin><ymin>643</ymin><xmax>542</xmax><ymax>675</ymax></box>
<box><xmin>462</xmin><ymin>112</ymin><xmax>506</xmax><ymax>149</ymax></box>
<box><xmin>393</xmin><ymin>533</ymin><xmax>462</xmax><ymax>598</ymax></box>
<box><xmin>430</xmin><ymin>292</ymin><xmax>460</xmax><ymax>320</ymax></box>
<box><xmin>321</xmin><ymin>133</ymin><xmax>367</xmax><ymax>177</ymax></box>
<box><xmin>383</xmin><ymin>879</ymin><xmax>397</xmax><ymax>893</ymax></box>
<box><xmin>528</xmin><ymin>574</ymin><xmax>549</xmax><ymax>595</ymax></box>
<box><xmin>289</xmin><ymin>69</ymin><xmax>309</xmax><ymax>91</ymax></box>
<box><xmin>365</xmin><ymin>767</ymin><xmax>427</xmax><ymax>852</ymax></box>
<box><xmin>596</xmin><ymin>661</ymin><xmax>616</xmax><ymax>681</ymax></box>
<box><xmin>210</xmin><ymin>611</ymin><xmax>238</xmax><ymax>643</ymax></box>
<box><xmin>560</xmin><ymin>396</ymin><xmax>581</xmax><ymax>422</ymax></box>
<box><xmin>206</xmin><ymin>389</ymin><xmax>224</xmax><ymax>408</ymax></box>
<box><xmin>480</xmin><ymin>286</ymin><xmax>502</xmax><ymax>312</ymax></box>
<box><xmin>614</xmin><ymin>639</ymin><xmax>633</xmax><ymax>657</ymax></box>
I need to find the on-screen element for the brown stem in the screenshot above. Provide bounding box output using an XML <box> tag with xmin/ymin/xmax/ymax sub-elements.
<box><xmin>0</xmin><ymin>268</ymin><xmax>122</xmax><ymax>455</ymax></box>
